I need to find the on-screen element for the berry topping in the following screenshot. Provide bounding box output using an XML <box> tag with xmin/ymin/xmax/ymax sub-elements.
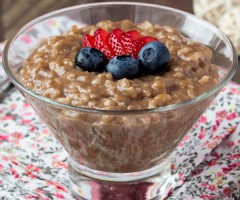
<box><xmin>127</xmin><ymin>30</ymin><xmax>142</xmax><ymax>40</ymax></box>
<box><xmin>121</xmin><ymin>32</ymin><xmax>136</xmax><ymax>56</ymax></box>
<box><xmin>105</xmin><ymin>55</ymin><xmax>140</xmax><ymax>79</ymax></box>
<box><xmin>132</xmin><ymin>36</ymin><xmax>158</xmax><ymax>58</ymax></box>
<box><xmin>75</xmin><ymin>47</ymin><xmax>108</xmax><ymax>72</ymax></box>
<box><xmin>82</xmin><ymin>28</ymin><xmax>158</xmax><ymax>60</ymax></box>
<box><xmin>138</xmin><ymin>41</ymin><xmax>170</xmax><ymax>74</ymax></box>
<box><xmin>94</xmin><ymin>28</ymin><xmax>114</xmax><ymax>59</ymax></box>
<box><xmin>79</xmin><ymin>29</ymin><xmax>170</xmax><ymax>79</ymax></box>
<box><xmin>143</xmin><ymin>36</ymin><xmax>159</xmax><ymax>43</ymax></box>
<box><xmin>133</xmin><ymin>36</ymin><xmax>158</xmax><ymax>58</ymax></box>
<box><xmin>108</xmin><ymin>29</ymin><xmax>126</xmax><ymax>56</ymax></box>
<box><xmin>121</xmin><ymin>30</ymin><xmax>143</xmax><ymax>57</ymax></box>
<box><xmin>82</xmin><ymin>34</ymin><xmax>95</xmax><ymax>48</ymax></box>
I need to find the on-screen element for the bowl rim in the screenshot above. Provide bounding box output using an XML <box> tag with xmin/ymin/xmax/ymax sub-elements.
<box><xmin>2</xmin><ymin>1</ymin><xmax>238</xmax><ymax>115</ymax></box>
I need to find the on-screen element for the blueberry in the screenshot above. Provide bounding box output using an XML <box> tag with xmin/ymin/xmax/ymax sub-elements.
<box><xmin>105</xmin><ymin>55</ymin><xmax>140</xmax><ymax>79</ymax></box>
<box><xmin>75</xmin><ymin>47</ymin><xmax>108</xmax><ymax>72</ymax></box>
<box><xmin>138</xmin><ymin>41</ymin><xmax>170</xmax><ymax>74</ymax></box>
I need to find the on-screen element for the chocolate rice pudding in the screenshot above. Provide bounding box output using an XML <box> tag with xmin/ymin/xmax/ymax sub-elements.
<box><xmin>20</xmin><ymin>20</ymin><xmax>219</xmax><ymax>172</ymax></box>
<box><xmin>21</xmin><ymin>20</ymin><xmax>218</xmax><ymax>110</ymax></box>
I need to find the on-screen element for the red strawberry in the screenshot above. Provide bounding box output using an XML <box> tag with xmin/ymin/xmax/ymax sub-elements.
<box><xmin>121</xmin><ymin>30</ymin><xmax>143</xmax><ymax>57</ymax></box>
<box><xmin>94</xmin><ymin>29</ymin><xmax>109</xmax><ymax>48</ymax></box>
<box><xmin>126</xmin><ymin>30</ymin><xmax>142</xmax><ymax>40</ymax></box>
<box><xmin>121</xmin><ymin>33</ymin><xmax>134</xmax><ymax>55</ymax></box>
<box><xmin>143</xmin><ymin>36</ymin><xmax>159</xmax><ymax>43</ymax></box>
<box><xmin>108</xmin><ymin>28</ymin><xmax>126</xmax><ymax>56</ymax></box>
<box><xmin>81</xmin><ymin>28</ymin><xmax>158</xmax><ymax>60</ymax></box>
<box><xmin>82</xmin><ymin>34</ymin><xmax>95</xmax><ymax>47</ymax></box>
<box><xmin>132</xmin><ymin>38</ymin><xmax>146</xmax><ymax>58</ymax></box>
<box><xmin>133</xmin><ymin>36</ymin><xmax>158</xmax><ymax>58</ymax></box>
<box><xmin>94</xmin><ymin>28</ymin><xmax>114</xmax><ymax>59</ymax></box>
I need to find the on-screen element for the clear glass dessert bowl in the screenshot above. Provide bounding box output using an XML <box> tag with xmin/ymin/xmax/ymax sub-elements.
<box><xmin>2</xmin><ymin>2</ymin><xmax>238</xmax><ymax>200</ymax></box>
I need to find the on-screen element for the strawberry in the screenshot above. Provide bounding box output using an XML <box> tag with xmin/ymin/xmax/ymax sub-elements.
<box><xmin>108</xmin><ymin>28</ymin><xmax>126</xmax><ymax>56</ymax></box>
<box><xmin>143</xmin><ymin>36</ymin><xmax>159</xmax><ymax>43</ymax></box>
<box><xmin>82</xmin><ymin>34</ymin><xmax>95</xmax><ymax>47</ymax></box>
<box><xmin>94</xmin><ymin>28</ymin><xmax>109</xmax><ymax>49</ymax></box>
<box><xmin>121</xmin><ymin>30</ymin><xmax>143</xmax><ymax>57</ymax></box>
<box><xmin>133</xmin><ymin>36</ymin><xmax>158</xmax><ymax>58</ymax></box>
<box><xmin>121</xmin><ymin>32</ymin><xmax>134</xmax><ymax>56</ymax></box>
<box><xmin>94</xmin><ymin>28</ymin><xmax>114</xmax><ymax>59</ymax></box>
<box><xmin>132</xmin><ymin>38</ymin><xmax>145</xmax><ymax>58</ymax></box>
<box><xmin>81</xmin><ymin>28</ymin><xmax>158</xmax><ymax>60</ymax></box>
<box><xmin>126</xmin><ymin>30</ymin><xmax>142</xmax><ymax>40</ymax></box>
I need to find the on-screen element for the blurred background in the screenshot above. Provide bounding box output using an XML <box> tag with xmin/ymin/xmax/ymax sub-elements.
<box><xmin>0</xmin><ymin>0</ymin><xmax>193</xmax><ymax>40</ymax></box>
<box><xmin>0</xmin><ymin>0</ymin><xmax>239</xmax><ymax>81</ymax></box>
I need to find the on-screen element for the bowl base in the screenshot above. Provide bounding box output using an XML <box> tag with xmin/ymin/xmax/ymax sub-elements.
<box><xmin>68</xmin><ymin>159</ymin><xmax>171</xmax><ymax>200</ymax></box>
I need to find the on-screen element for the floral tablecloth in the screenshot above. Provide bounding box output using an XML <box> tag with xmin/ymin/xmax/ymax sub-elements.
<box><xmin>0</xmin><ymin>19</ymin><xmax>240</xmax><ymax>200</ymax></box>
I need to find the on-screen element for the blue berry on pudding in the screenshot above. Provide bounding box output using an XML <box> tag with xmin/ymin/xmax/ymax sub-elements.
<box><xmin>138</xmin><ymin>41</ymin><xmax>170</xmax><ymax>75</ymax></box>
<box><xmin>75</xmin><ymin>47</ymin><xmax>108</xmax><ymax>72</ymax></box>
<box><xmin>105</xmin><ymin>55</ymin><xmax>140</xmax><ymax>79</ymax></box>
<box><xmin>77</xmin><ymin>30</ymin><xmax>170</xmax><ymax>79</ymax></box>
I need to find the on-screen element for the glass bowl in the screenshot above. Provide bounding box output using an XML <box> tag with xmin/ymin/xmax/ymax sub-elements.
<box><xmin>2</xmin><ymin>2</ymin><xmax>238</xmax><ymax>200</ymax></box>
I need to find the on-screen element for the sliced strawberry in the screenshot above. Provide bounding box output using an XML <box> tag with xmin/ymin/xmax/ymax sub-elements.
<box><xmin>94</xmin><ymin>28</ymin><xmax>114</xmax><ymax>59</ymax></box>
<box><xmin>110</xmin><ymin>29</ymin><xmax>124</xmax><ymax>41</ymax></box>
<box><xmin>121</xmin><ymin>30</ymin><xmax>143</xmax><ymax>57</ymax></box>
<box><xmin>94</xmin><ymin>28</ymin><xmax>109</xmax><ymax>49</ymax></box>
<box><xmin>82</xmin><ymin>28</ymin><xmax>158</xmax><ymax>59</ymax></box>
<box><xmin>143</xmin><ymin>36</ymin><xmax>159</xmax><ymax>43</ymax></box>
<box><xmin>126</xmin><ymin>30</ymin><xmax>142</xmax><ymax>41</ymax></box>
<box><xmin>121</xmin><ymin>33</ymin><xmax>135</xmax><ymax>56</ymax></box>
<box><xmin>108</xmin><ymin>28</ymin><xmax>126</xmax><ymax>56</ymax></box>
<box><xmin>82</xmin><ymin>34</ymin><xmax>95</xmax><ymax>47</ymax></box>
<box><xmin>132</xmin><ymin>36</ymin><xmax>159</xmax><ymax>58</ymax></box>
<box><xmin>132</xmin><ymin>38</ymin><xmax>146</xmax><ymax>58</ymax></box>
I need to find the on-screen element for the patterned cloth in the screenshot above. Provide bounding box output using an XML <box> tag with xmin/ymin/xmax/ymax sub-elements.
<box><xmin>0</xmin><ymin>18</ymin><xmax>240</xmax><ymax>200</ymax></box>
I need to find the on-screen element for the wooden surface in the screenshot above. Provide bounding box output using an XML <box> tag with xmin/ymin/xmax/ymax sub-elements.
<box><xmin>0</xmin><ymin>0</ymin><xmax>239</xmax><ymax>82</ymax></box>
